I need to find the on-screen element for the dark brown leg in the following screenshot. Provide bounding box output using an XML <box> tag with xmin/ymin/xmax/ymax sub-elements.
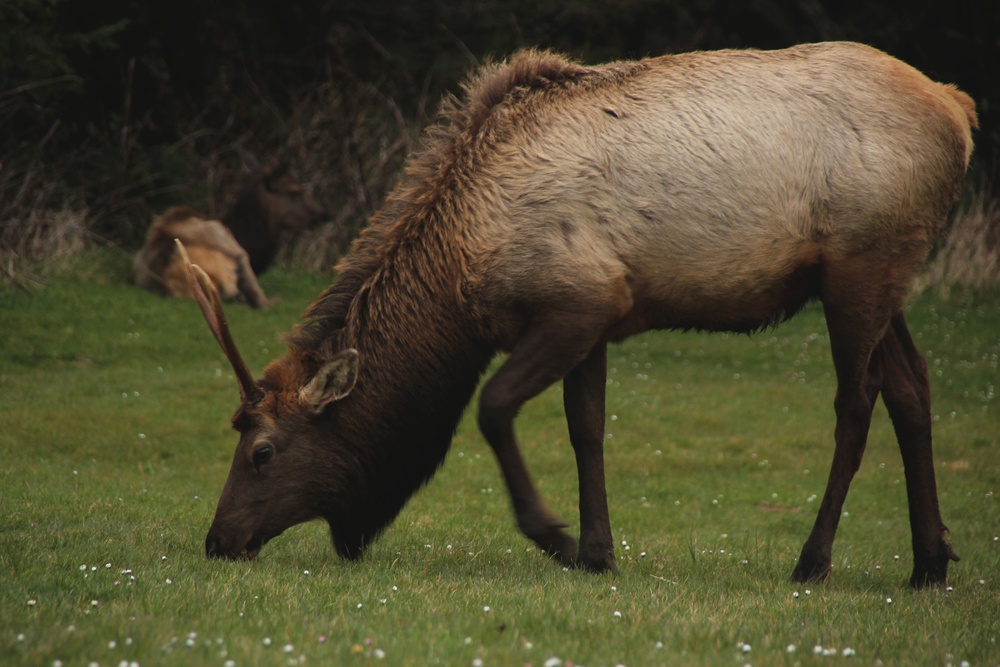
<box><xmin>878</xmin><ymin>314</ymin><xmax>959</xmax><ymax>587</ymax></box>
<box><xmin>478</xmin><ymin>317</ymin><xmax>591</xmax><ymax>565</ymax></box>
<box><xmin>478</xmin><ymin>281</ymin><xmax>630</xmax><ymax>570</ymax></box>
<box><xmin>564</xmin><ymin>343</ymin><xmax>617</xmax><ymax>572</ymax></box>
<box><xmin>793</xmin><ymin>292</ymin><xmax>886</xmax><ymax>583</ymax></box>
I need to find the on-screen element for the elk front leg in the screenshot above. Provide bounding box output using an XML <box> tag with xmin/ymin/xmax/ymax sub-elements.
<box><xmin>478</xmin><ymin>317</ymin><xmax>588</xmax><ymax>567</ymax></box>
<box><xmin>233</xmin><ymin>251</ymin><xmax>270</xmax><ymax>309</ymax></box>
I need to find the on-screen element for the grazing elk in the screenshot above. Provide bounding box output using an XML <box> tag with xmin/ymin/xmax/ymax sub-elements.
<box><xmin>132</xmin><ymin>163</ymin><xmax>325</xmax><ymax>307</ymax></box>
<box><xmin>184</xmin><ymin>43</ymin><xmax>976</xmax><ymax>587</ymax></box>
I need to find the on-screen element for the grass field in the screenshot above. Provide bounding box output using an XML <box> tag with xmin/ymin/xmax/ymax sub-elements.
<box><xmin>2</xmin><ymin>250</ymin><xmax>998</xmax><ymax>667</ymax></box>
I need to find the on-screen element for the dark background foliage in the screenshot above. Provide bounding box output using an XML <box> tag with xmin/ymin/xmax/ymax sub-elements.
<box><xmin>2</xmin><ymin>0</ymin><xmax>997</xmax><ymax>267</ymax></box>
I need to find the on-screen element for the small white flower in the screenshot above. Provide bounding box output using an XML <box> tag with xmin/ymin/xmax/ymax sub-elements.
<box><xmin>283</xmin><ymin>644</ymin><xmax>294</xmax><ymax>654</ymax></box>
<box><xmin>843</xmin><ymin>647</ymin><xmax>856</xmax><ymax>657</ymax></box>
<box><xmin>885</xmin><ymin>597</ymin><xmax>892</xmax><ymax>604</ymax></box>
<box><xmin>786</xmin><ymin>644</ymin><xmax>796</xmax><ymax>653</ymax></box>
<box><xmin>613</xmin><ymin>610</ymin><xmax>622</xmax><ymax>618</ymax></box>
<box><xmin>741</xmin><ymin>643</ymin><xmax>751</xmax><ymax>653</ymax></box>
<box><xmin>483</xmin><ymin>606</ymin><xmax>491</xmax><ymax>613</ymax></box>
<box><xmin>544</xmin><ymin>658</ymin><xmax>562</xmax><ymax>667</ymax></box>
<box><xmin>373</xmin><ymin>648</ymin><xmax>385</xmax><ymax>659</ymax></box>
<box><xmin>262</xmin><ymin>637</ymin><xmax>272</xmax><ymax>646</ymax></box>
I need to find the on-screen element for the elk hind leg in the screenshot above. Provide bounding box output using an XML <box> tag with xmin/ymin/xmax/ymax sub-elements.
<box><xmin>879</xmin><ymin>313</ymin><xmax>958</xmax><ymax>587</ymax></box>
<box><xmin>793</xmin><ymin>290</ymin><xmax>886</xmax><ymax>583</ymax></box>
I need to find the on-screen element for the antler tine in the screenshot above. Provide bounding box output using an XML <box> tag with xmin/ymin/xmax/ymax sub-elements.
<box><xmin>175</xmin><ymin>239</ymin><xmax>264</xmax><ymax>404</ymax></box>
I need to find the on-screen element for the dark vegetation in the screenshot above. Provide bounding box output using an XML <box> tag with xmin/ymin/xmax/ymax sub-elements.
<box><xmin>2</xmin><ymin>0</ymin><xmax>998</xmax><ymax>279</ymax></box>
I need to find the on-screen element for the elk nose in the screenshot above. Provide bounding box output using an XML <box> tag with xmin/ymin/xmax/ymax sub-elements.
<box><xmin>205</xmin><ymin>535</ymin><xmax>221</xmax><ymax>559</ymax></box>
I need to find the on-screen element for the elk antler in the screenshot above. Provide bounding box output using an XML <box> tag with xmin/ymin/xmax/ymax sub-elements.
<box><xmin>175</xmin><ymin>240</ymin><xmax>264</xmax><ymax>405</ymax></box>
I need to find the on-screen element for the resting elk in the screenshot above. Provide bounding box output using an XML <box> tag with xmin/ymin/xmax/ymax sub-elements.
<box><xmin>183</xmin><ymin>42</ymin><xmax>976</xmax><ymax>587</ymax></box>
<box><xmin>133</xmin><ymin>162</ymin><xmax>324</xmax><ymax>307</ymax></box>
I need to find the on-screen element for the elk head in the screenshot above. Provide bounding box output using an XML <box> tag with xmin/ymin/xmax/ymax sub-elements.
<box><xmin>259</xmin><ymin>162</ymin><xmax>327</xmax><ymax>236</ymax></box>
<box><xmin>176</xmin><ymin>240</ymin><xmax>360</xmax><ymax>560</ymax></box>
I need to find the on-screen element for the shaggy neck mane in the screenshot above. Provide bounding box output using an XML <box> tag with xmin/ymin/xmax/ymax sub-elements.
<box><xmin>275</xmin><ymin>51</ymin><xmax>649</xmax><ymax>555</ymax></box>
<box><xmin>285</xmin><ymin>50</ymin><xmax>647</xmax><ymax>359</ymax></box>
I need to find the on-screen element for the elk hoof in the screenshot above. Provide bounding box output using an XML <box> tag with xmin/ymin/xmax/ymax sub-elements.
<box><xmin>576</xmin><ymin>543</ymin><xmax>618</xmax><ymax>574</ymax></box>
<box><xmin>528</xmin><ymin>526</ymin><xmax>578</xmax><ymax>566</ymax></box>
<box><xmin>909</xmin><ymin>543</ymin><xmax>960</xmax><ymax>589</ymax></box>
<box><xmin>791</xmin><ymin>549</ymin><xmax>831</xmax><ymax>583</ymax></box>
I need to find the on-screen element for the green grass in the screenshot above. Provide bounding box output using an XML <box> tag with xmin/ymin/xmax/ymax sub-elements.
<box><xmin>2</xmin><ymin>249</ymin><xmax>998</xmax><ymax>667</ymax></box>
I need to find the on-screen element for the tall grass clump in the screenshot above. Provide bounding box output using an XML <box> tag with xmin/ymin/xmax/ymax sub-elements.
<box><xmin>923</xmin><ymin>188</ymin><xmax>1000</xmax><ymax>288</ymax></box>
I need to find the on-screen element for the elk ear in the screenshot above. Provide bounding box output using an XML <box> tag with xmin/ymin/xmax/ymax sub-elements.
<box><xmin>301</xmin><ymin>349</ymin><xmax>359</xmax><ymax>415</ymax></box>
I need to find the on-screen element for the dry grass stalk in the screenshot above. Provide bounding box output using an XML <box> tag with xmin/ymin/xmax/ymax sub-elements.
<box><xmin>921</xmin><ymin>190</ymin><xmax>1000</xmax><ymax>289</ymax></box>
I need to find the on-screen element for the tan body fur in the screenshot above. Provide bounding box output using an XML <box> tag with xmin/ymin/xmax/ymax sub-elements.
<box><xmin>464</xmin><ymin>43</ymin><xmax>975</xmax><ymax>341</ymax></box>
<box><xmin>133</xmin><ymin>206</ymin><xmax>269</xmax><ymax>308</ymax></box>
<box><xmin>195</xmin><ymin>43</ymin><xmax>976</xmax><ymax>587</ymax></box>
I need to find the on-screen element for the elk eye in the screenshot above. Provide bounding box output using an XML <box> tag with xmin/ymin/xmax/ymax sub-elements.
<box><xmin>252</xmin><ymin>444</ymin><xmax>274</xmax><ymax>470</ymax></box>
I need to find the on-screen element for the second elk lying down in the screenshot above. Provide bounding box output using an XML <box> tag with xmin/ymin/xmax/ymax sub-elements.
<box><xmin>133</xmin><ymin>163</ymin><xmax>325</xmax><ymax>308</ymax></box>
<box><xmin>183</xmin><ymin>42</ymin><xmax>977</xmax><ymax>587</ymax></box>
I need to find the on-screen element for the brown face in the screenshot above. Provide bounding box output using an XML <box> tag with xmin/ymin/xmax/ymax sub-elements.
<box><xmin>204</xmin><ymin>350</ymin><xmax>361</xmax><ymax>560</ymax></box>
<box><xmin>205</xmin><ymin>411</ymin><xmax>299</xmax><ymax>559</ymax></box>
<box><xmin>178</xmin><ymin>242</ymin><xmax>361</xmax><ymax>561</ymax></box>
<box><xmin>263</xmin><ymin>167</ymin><xmax>327</xmax><ymax>233</ymax></box>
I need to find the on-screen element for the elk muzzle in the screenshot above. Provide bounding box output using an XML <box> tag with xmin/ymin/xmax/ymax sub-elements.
<box><xmin>204</xmin><ymin>529</ymin><xmax>265</xmax><ymax>560</ymax></box>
